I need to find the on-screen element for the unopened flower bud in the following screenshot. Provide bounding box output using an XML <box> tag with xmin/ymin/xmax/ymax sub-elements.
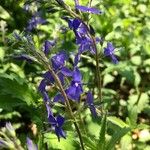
<box><xmin>5</xmin><ymin>122</ymin><xmax>16</xmax><ymax>138</ymax></box>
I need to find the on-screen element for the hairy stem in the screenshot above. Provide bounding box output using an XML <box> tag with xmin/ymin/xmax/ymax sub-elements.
<box><xmin>47</xmin><ymin>65</ymin><xmax>85</xmax><ymax>150</ymax></box>
<box><xmin>56</xmin><ymin>0</ymin><xmax>103</xmax><ymax>109</ymax></box>
<box><xmin>33</xmin><ymin>51</ymin><xmax>85</xmax><ymax>150</ymax></box>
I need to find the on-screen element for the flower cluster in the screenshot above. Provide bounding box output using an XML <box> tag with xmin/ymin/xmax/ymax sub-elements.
<box><xmin>38</xmin><ymin>49</ymin><xmax>85</xmax><ymax>139</ymax></box>
<box><xmin>22</xmin><ymin>0</ymin><xmax>119</xmax><ymax>142</ymax></box>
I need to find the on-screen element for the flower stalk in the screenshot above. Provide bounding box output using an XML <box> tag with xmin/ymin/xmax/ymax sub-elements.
<box><xmin>55</xmin><ymin>0</ymin><xmax>103</xmax><ymax>110</ymax></box>
<box><xmin>33</xmin><ymin>51</ymin><xmax>85</xmax><ymax>150</ymax></box>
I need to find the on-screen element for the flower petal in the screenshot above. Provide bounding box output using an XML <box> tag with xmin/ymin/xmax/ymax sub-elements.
<box><xmin>56</xmin><ymin>115</ymin><xmax>65</xmax><ymax>127</ymax></box>
<box><xmin>53</xmin><ymin>94</ymin><xmax>64</xmax><ymax>103</ymax></box>
<box><xmin>73</xmin><ymin>67</ymin><xmax>82</xmax><ymax>82</ymax></box>
<box><xmin>48</xmin><ymin>115</ymin><xmax>57</xmax><ymax>126</ymax></box>
<box><xmin>38</xmin><ymin>79</ymin><xmax>46</xmax><ymax>93</ymax></box>
<box><xmin>43</xmin><ymin>40</ymin><xmax>55</xmax><ymax>55</ymax></box>
<box><xmin>61</xmin><ymin>67</ymin><xmax>73</xmax><ymax>77</ymax></box>
<box><xmin>76</xmin><ymin>5</ymin><xmax>102</xmax><ymax>14</ymax></box>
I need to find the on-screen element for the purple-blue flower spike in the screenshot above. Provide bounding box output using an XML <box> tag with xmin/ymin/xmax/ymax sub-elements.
<box><xmin>43</xmin><ymin>71</ymin><xmax>55</xmax><ymax>85</ymax></box>
<box><xmin>66</xmin><ymin>18</ymin><xmax>97</xmax><ymax>54</ymax></box>
<box><xmin>73</xmin><ymin>67</ymin><xmax>82</xmax><ymax>82</ymax></box>
<box><xmin>76</xmin><ymin>5</ymin><xmax>102</xmax><ymax>14</ymax></box>
<box><xmin>87</xmin><ymin>92</ymin><xmax>97</xmax><ymax>117</ymax></box>
<box><xmin>104</xmin><ymin>42</ymin><xmax>118</xmax><ymax>64</ymax></box>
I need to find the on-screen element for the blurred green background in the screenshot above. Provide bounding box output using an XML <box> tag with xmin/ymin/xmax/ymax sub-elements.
<box><xmin>0</xmin><ymin>0</ymin><xmax>150</xmax><ymax>149</ymax></box>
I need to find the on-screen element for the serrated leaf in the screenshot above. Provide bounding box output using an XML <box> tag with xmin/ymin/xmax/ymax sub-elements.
<box><xmin>0</xmin><ymin>94</ymin><xmax>27</xmax><ymax>110</ymax></box>
<box><xmin>0</xmin><ymin>73</ymin><xmax>36</xmax><ymax>106</ymax></box>
<box><xmin>106</xmin><ymin>127</ymin><xmax>130</xmax><ymax>150</ymax></box>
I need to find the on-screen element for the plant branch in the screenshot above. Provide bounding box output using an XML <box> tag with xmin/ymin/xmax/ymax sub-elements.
<box><xmin>33</xmin><ymin>51</ymin><xmax>85</xmax><ymax>150</ymax></box>
<box><xmin>55</xmin><ymin>0</ymin><xmax>103</xmax><ymax>110</ymax></box>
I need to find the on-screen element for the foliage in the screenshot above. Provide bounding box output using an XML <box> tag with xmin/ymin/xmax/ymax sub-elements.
<box><xmin>0</xmin><ymin>0</ymin><xmax>150</xmax><ymax>150</ymax></box>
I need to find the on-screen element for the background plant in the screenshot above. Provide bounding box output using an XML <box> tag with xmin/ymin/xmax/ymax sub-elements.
<box><xmin>0</xmin><ymin>0</ymin><xmax>150</xmax><ymax>150</ymax></box>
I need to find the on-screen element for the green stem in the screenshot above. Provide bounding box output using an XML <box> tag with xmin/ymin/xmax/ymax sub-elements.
<box><xmin>33</xmin><ymin>51</ymin><xmax>85</xmax><ymax>150</ymax></box>
<box><xmin>47</xmin><ymin>65</ymin><xmax>85</xmax><ymax>150</ymax></box>
<box><xmin>79</xmin><ymin>114</ymin><xmax>87</xmax><ymax>135</ymax></box>
<box><xmin>91</xmin><ymin>36</ymin><xmax>102</xmax><ymax>104</ymax></box>
<box><xmin>56</xmin><ymin>1</ymin><xmax>103</xmax><ymax>109</ymax></box>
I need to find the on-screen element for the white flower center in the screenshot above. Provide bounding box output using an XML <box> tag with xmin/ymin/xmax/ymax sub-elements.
<box><xmin>75</xmin><ymin>82</ymin><xmax>79</xmax><ymax>87</ymax></box>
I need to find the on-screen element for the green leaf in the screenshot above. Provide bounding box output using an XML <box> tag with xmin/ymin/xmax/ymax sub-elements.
<box><xmin>44</xmin><ymin>132</ymin><xmax>80</xmax><ymax>150</ymax></box>
<box><xmin>137</xmin><ymin>93</ymin><xmax>149</xmax><ymax>113</ymax></box>
<box><xmin>120</xmin><ymin>134</ymin><xmax>132</xmax><ymax>150</ymax></box>
<box><xmin>0</xmin><ymin>94</ymin><xmax>27</xmax><ymax>111</ymax></box>
<box><xmin>107</xmin><ymin>116</ymin><xmax>129</xmax><ymax>128</ymax></box>
<box><xmin>131</xmin><ymin>56</ymin><xmax>142</xmax><ymax>65</ymax></box>
<box><xmin>82</xmin><ymin>135</ymin><xmax>97</xmax><ymax>150</ymax></box>
<box><xmin>97</xmin><ymin>114</ymin><xmax>107</xmax><ymax>150</ymax></box>
<box><xmin>103</xmin><ymin>74</ymin><xmax>115</xmax><ymax>86</ymax></box>
<box><xmin>106</xmin><ymin>127</ymin><xmax>130</xmax><ymax>150</ymax></box>
<box><xmin>0</xmin><ymin>6</ymin><xmax>11</xmax><ymax>20</ymax></box>
<box><xmin>127</xmin><ymin>105</ymin><xmax>138</xmax><ymax>127</ymax></box>
<box><xmin>0</xmin><ymin>73</ymin><xmax>36</xmax><ymax>108</ymax></box>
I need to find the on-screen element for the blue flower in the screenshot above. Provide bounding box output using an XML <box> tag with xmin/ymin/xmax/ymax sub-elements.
<box><xmin>104</xmin><ymin>42</ymin><xmax>118</xmax><ymax>64</ymax></box>
<box><xmin>48</xmin><ymin>115</ymin><xmax>66</xmax><ymax>141</ymax></box>
<box><xmin>76</xmin><ymin>5</ymin><xmax>102</xmax><ymax>14</ymax></box>
<box><xmin>26</xmin><ymin>137</ymin><xmax>38</xmax><ymax>150</ymax></box>
<box><xmin>0</xmin><ymin>139</ymin><xmax>9</xmax><ymax>148</ymax></box>
<box><xmin>68</xmin><ymin>18</ymin><xmax>81</xmax><ymax>31</ymax></box>
<box><xmin>86</xmin><ymin>92</ymin><xmax>97</xmax><ymax>117</ymax></box>
<box><xmin>43</xmin><ymin>40</ymin><xmax>55</xmax><ymax>55</ymax></box>
<box><xmin>74</xmin><ymin>53</ymin><xmax>80</xmax><ymax>66</ymax></box>
<box><xmin>43</xmin><ymin>71</ymin><xmax>55</xmax><ymax>85</ymax></box>
<box><xmin>51</xmin><ymin>51</ymin><xmax>68</xmax><ymax>71</ymax></box>
<box><xmin>38</xmin><ymin>79</ymin><xmax>53</xmax><ymax>118</ymax></box>
<box><xmin>66</xmin><ymin>18</ymin><xmax>99</xmax><ymax>54</ymax></box>
<box><xmin>78</xmin><ymin>36</ymin><xmax>95</xmax><ymax>54</ymax></box>
<box><xmin>53</xmin><ymin>93</ymin><xmax>64</xmax><ymax>103</ymax></box>
<box><xmin>66</xmin><ymin>68</ymin><xmax>83</xmax><ymax>101</ymax></box>
<box><xmin>61</xmin><ymin>67</ymin><xmax>73</xmax><ymax>77</ymax></box>
<box><xmin>38</xmin><ymin>79</ymin><xmax>47</xmax><ymax>93</ymax></box>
